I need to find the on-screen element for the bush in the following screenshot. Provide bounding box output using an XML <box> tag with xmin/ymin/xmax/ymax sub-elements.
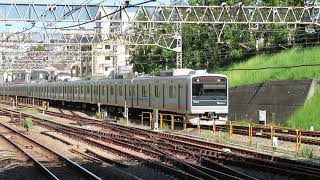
<box><xmin>23</xmin><ymin>117</ymin><xmax>33</xmax><ymax>131</ymax></box>
<box><xmin>161</xmin><ymin>123</ymin><xmax>170</xmax><ymax>130</ymax></box>
<box><xmin>117</xmin><ymin>118</ymin><xmax>127</xmax><ymax>125</ymax></box>
<box><xmin>95</xmin><ymin>112</ymin><xmax>101</xmax><ymax>119</ymax></box>
<box><xmin>298</xmin><ymin>147</ymin><xmax>314</xmax><ymax>159</ymax></box>
<box><xmin>25</xmin><ymin>107</ymin><xmax>38</xmax><ymax>115</ymax></box>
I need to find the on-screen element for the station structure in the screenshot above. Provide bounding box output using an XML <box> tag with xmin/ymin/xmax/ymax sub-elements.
<box><xmin>0</xmin><ymin>1</ymin><xmax>318</xmax><ymax>82</ymax></box>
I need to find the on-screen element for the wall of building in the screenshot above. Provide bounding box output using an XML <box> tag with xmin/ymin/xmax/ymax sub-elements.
<box><xmin>229</xmin><ymin>79</ymin><xmax>319</xmax><ymax>123</ymax></box>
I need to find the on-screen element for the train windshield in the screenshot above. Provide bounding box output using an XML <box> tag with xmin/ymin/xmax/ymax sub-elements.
<box><xmin>192</xmin><ymin>84</ymin><xmax>227</xmax><ymax>96</ymax></box>
<box><xmin>192</xmin><ymin>76</ymin><xmax>227</xmax><ymax>106</ymax></box>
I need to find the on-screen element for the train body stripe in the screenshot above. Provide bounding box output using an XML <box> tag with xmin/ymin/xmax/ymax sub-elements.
<box><xmin>192</xmin><ymin>100</ymin><xmax>227</xmax><ymax>102</ymax></box>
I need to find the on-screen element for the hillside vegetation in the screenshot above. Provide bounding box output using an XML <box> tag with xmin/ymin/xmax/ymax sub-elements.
<box><xmin>217</xmin><ymin>47</ymin><xmax>320</xmax><ymax>87</ymax></box>
<box><xmin>217</xmin><ymin>46</ymin><xmax>320</xmax><ymax>130</ymax></box>
<box><xmin>287</xmin><ymin>87</ymin><xmax>320</xmax><ymax>131</ymax></box>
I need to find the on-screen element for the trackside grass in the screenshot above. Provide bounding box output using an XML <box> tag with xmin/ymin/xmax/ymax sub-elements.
<box><xmin>216</xmin><ymin>47</ymin><xmax>320</xmax><ymax>87</ymax></box>
<box><xmin>287</xmin><ymin>87</ymin><xmax>320</xmax><ymax>131</ymax></box>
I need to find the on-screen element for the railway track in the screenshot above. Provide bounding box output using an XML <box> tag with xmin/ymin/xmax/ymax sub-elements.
<box><xmin>214</xmin><ymin>124</ymin><xmax>320</xmax><ymax>145</ymax></box>
<box><xmin>0</xmin><ymin>122</ymin><xmax>102</xmax><ymax>180</ymax></box>
<box><xmin>4</xmin><ymin>101</ymin><xmax>320</xmax><ymax>145</ymax></box>
<box><xmin>1</xmin><ymin>107</ymin><xmax>320</xmax><ymax>179</ymax></box>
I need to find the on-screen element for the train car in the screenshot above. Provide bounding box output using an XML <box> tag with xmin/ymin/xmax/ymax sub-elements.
<box><xmin>0</xmin><ymin>72</ymin><xmax>228</xmax><ymax>125</ymax></box>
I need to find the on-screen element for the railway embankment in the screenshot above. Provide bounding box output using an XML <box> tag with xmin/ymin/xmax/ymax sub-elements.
<box><xmin>229</xmin><ymin>79</ymin><xmax>319</xmax><ymax>124</ymax></box>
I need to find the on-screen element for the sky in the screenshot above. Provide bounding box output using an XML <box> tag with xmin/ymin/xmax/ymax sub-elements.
<box><xmin>5</xmin><ymin>0</ymin><xmax>175</xmax><ymax>5</ymax></box>
<box><xmin>0</xmin><ymin>0</ymin><xmax>178</xmax><ymax>33</ymax></box>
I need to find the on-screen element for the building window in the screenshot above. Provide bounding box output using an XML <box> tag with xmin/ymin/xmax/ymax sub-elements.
<box><xmin>105</xmin><ymin>45</ymin><xmax>110</xmax><ymax>49</ymax></box>
<box><xmin>105</xmin><ymin>56</ymin><xmax>111</xmax><ymax>61</ymax></box>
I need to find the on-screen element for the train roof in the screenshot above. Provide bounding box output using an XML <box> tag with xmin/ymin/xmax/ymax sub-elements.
<box><xmin>2</xmin><ymin>73</ymin><xmax>227</xmax><ymax>86</ymax></box>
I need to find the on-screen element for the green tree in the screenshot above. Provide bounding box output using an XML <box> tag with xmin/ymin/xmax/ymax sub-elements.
<box><xmin>130</xmin><ymin>0</ymin><xmax>319</xmax><ymax>74</ymax></box>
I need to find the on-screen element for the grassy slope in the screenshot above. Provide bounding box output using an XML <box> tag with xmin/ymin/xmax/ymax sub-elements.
<box><xmin>287</xmin><ymin>88</ymin><xmax>320</xmax><ymax>130</ymax></box>
<box><xmin>215</xmin><ymin>47</ymin><xmax>320</xmax><ymax>130</ymax></box>
<box><xmin>216</xmin><ymin>47</ymin><xmax>320</xmax><ymax>87</ymax></box>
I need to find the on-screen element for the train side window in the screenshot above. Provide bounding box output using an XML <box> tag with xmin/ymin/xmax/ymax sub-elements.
<box><xmin>169</xmin><ymin>85</ymin><xmax>176</xmax><ymax>98</ymax></box>
<box><xmin>155</xmin><ymin>85</ymin><xmax>160</xmax><ymax>98</ymax></box>
<box><xmin>101</xmin><ymin>86</ymin><xmax>105</xmax><ymax>96</ymax></box>
<box><xmin>129</xmin><ymin>86</ymin><xmax>135</xmax><ymax>96</ymax></box>
<box><xmin>110</xmin><ymin>86</ymin><xmax>114</xmax><ymax>95</ymax></box>
<box><xmin>119</xmin><ymin>86</ymin><xmax>123</xmax><ymax>96</ymax></box>
<box><xmin>142</xmin><ymin>85</ymin><xmax>147</xmax><ymax>97</ymax></box>
<box><xmin>129</xmin><ymin>86</ymin><xmax>132</xmax><ymax>96</ymax></box>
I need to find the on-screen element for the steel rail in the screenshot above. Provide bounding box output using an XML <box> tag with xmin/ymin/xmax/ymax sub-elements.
<box><xmin>2</xmin><ymin>107</ymin><xmax>320</xmax><ymax>179</ymax></box>
<box><xmin>0</xmin><ymin>132</ymin><xmax>59</xmax><ymax>180</ymax></box>
<box><xmin>0</xmin><ymin>122</ymin><xmax>102</xmax><ymax>180</ymax></box>
<box><xmin>0</xmin><ymin>109</ymin><xmax>202</xmax><ymax>180</ymax></box>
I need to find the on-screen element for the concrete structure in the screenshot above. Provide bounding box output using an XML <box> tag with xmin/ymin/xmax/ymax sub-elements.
<box><xmin>91</xmin><ymin>6</ymin><xmax>134</xmax><ymax>77</ymax></box>
<box><xmin>229</xmin><ymin>79</ymin><xmax>319</xmax><ymax>123</ymax></box>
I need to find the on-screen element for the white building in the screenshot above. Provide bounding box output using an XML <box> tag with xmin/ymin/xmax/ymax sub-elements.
<box><xmin>92</xmin><ymin>7</ymin><xmax>134</xmax><ymax>77</ymax></box>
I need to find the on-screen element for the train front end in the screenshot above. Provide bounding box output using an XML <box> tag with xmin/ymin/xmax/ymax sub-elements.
<box><xmin>189</xmin><ymin>74</ymin><xmax>228</xmax><ymax>125</ymax></box>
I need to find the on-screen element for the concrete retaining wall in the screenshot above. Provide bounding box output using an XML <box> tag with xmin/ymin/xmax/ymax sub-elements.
<box><xmin>229</xmin><ymin>79</ymin><xmax>318</xmax><ymax>123</ymax></box>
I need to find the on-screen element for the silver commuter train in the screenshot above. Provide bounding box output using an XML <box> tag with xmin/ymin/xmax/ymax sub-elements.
<box><xmin>0</xmin><ymin>73</ymin><xmax>228</xmax><ymax>125</ymax></box>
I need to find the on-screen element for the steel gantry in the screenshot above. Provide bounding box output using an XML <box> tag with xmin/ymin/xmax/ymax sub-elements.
<box><xmin>0</xmin><ymin>2</ymin><xmax>319</xmax><ymax>71</ymax></box>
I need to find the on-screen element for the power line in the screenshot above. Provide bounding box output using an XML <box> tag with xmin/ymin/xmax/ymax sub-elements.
<box><xmin>46</xmin><ymin>0</ymin><xmax>96</xmax><ymax>27</ymax></box>
<box><xmin>48</xmin><ymin>0</ymin><xmax>156</xmax><ymax>29</ymax></box>
<box><xmin>219</xmin><ymin>63</ymin><xmax>320</xmax><ymax>71</ymax></box>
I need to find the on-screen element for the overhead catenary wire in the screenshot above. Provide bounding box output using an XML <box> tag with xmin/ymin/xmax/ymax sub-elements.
<box><xmin>46</xmin><ymin>0</ymin><xmax>97</xmax><ymax>27</ymax></box>
<box><xmin>48</xmin><ymin>0</ymin><xmax>156</xmax><ymax>29</ymax></box>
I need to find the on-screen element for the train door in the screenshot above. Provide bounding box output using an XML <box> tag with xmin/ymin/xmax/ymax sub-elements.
<box><xmin>136</xmin><ymin>84</ymin><xmax>139</xmax><ymax>107</ymax></box>
<box><xmin>110</xmin><ymin>84</ymin><xmax>114</xmax><ymax>105</ymax></box>
<box><xmin>72</xmin><ymin>85</ymin><xmax>75</xmax><ymax>102</ymax></box>
<box><xmin>115</xmin><ymin>84</ymin><xmax>118</xmax><ymax>105</ymax></box>
<box><xmin>96</xmin><ymin>85</ymin><xmax>99</xmax><ymax>103</ymax></box>
<box><xmin>118</xmin><ymin>84</ymin><xmax>123</xmax><ymax>106</ymax></box>
<box><xmin>178</xmin><ymin>83</ymin><xmax>181</xmax><ymax>110</ymax></box>
<box><xmin>92</xmin><ymin>85</ymin><xmax>97</xmax><ymax>103</ymax></box>
<box><xmin>106</xmin><ymin>85</ymin><xmax>109</xmax><ymax>103</ymax></box>
<box><xmin>88</xmin><ymin>85</ymin><xmax>92</xmax><ymax>103</ymax></box>
<box><xmin>162</xmin><ymin>82</ymin><xmax>165</xmax><ymax>109</ymax></box>
<box><xmin>98</xmin><ymin>84</ymin><xmax>101</xmax><ymax>103</ymax></box>
<box><xmin>124</xmin><ymin>84</ymin><xmax>128</xmax><ymax>107</ymax></box>
<box><xmin>128</xmin><ymin>84</ymin><xmax>134</xmax><ymax>107</ymax></box>
<box><xmin>148</xmin><ymin>82</ymin><xmax>151</xmax><ymax>108</ymax></box>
